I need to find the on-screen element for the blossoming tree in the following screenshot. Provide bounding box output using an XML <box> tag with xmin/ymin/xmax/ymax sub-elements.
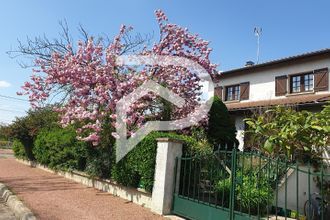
<box><xmin>18</xmin><ymin>10</ymin><xmax>217</xmax><ymax>145</ymax></box>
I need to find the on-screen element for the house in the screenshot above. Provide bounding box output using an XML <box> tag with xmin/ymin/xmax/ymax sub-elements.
<box><xmin>215</xmin><ymin>48</ymin><xmax>330</xmax><ymax>150</ymax></box>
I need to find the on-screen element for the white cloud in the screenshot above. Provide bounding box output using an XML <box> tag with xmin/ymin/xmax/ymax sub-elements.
<box><xmin>0</xmin><ymin>81</ymin><xmax>11</xmax><ymax>88</ymax></box>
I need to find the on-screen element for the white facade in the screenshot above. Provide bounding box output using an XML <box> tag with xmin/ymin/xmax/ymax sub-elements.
<box><xmin>215</xmin><ymin>56</ymin><xmax>330</xmax><ymax>150</ymax></box>
<box><xmin>216</xmin><ymin>57</ymin><xmax>330</xmax><ymax>102</ymax></box>
<box><xmin>234</xmin><ymin>115</ymin><xmax>245</xmax><ymax>151</ymax></box>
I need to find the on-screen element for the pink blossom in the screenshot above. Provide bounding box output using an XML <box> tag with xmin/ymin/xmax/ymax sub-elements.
<box><xmin>18</xmin><ymin>9</ymin><xmax>218</xmax><ymax>145</ymax></box>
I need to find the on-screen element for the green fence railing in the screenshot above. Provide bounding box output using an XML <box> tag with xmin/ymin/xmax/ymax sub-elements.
<box><xmin>172</xmin><ymin>148</ymin><xmax>330</xmax><ymax>220</ymax></box>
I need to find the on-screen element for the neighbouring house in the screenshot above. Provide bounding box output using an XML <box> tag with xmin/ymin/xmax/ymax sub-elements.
<box><xmin>215</xmin><ymin>48</ymin><xmax>330</xmax><ymax>151</ymax></box>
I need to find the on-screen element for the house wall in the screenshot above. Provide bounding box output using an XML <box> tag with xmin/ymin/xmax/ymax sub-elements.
<box><xmin>276</xmin><ymin>166</ymin><xmax>322</xmax><ymax>215</ymax></box>
<box><xmin>216</xmin><ymin>57</ymin><xmax>330</xmax><ymax>102</ymax></box>
<box><xmin>234</xmin><ymin>115</ymin><xmax>245</xmax><ymax>151</ymax></box>
<box><xmin>216</xmin><ymin>57</ymin><xmax>330</xmax><ymax>150</ymax></box>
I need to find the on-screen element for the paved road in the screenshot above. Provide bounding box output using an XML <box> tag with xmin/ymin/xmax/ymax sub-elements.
<box><xmin>0</xmin><ymin>197</ymin><xmax>17</xmax><ymax>220</ymax></box>
<box><xmin>0</xmin><ymin>148</ymin><xmax>14</xmax><ymax>159</ymax></box>
<box><xmin>0</xmin><ymin>150</ymin><xmax>164</xmax><ymax>220</ymax></box>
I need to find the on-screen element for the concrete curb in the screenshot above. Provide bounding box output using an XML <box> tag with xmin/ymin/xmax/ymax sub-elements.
<box><xmin>0</xmin><ymin>183</ymin><xmax>36</xmax><ymax>220</ymax></box>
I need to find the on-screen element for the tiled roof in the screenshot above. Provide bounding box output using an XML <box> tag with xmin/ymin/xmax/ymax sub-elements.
<box><xmin>217</xmin><ymin>48</ymin><xmax>330</xmax><ymax>80</ymax></box>
<box><xmin>226</xmin><ymin>93</ymin><xmax>330</xmax><ymax>111</ymax></box>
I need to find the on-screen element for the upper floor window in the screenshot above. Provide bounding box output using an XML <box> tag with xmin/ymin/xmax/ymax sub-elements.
<box><xmin>304</xmin><ymin>74</ymin><xmax>314</xmax><ymax>91</ymax></box>
<box><xmin>290</xmin><ymin>73</ymin><xmax>313</xmax><ymax>93</ymax></box>
<box><xmin>226</xmin><ymin>85</ymin><xmax>240</xmax><ymax>101</ymax></box>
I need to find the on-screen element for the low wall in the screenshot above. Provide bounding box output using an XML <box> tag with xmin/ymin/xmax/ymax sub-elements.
<box><xmin>16</xmin><ymin>159</ymin><xmax>152</xmax><ymax>209</ymax></box>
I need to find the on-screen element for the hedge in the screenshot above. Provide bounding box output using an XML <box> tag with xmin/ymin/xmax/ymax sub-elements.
<box><xmin>12</xmin><ymin>140</ymin><xmax>26</xmax><ymax>159</ymax></box>
<box><xmin>112</xmin><ymin>131</ymin><xmax>212</xmax><ymax>192</ymax></box>
<box><xmin>14</xmin><ymin>121</ymin><xmax>213</xmax><ymax>192</ymax></box>
<box><xmin>33</xmin><ymin>127</ymin><xmax>88</xmax><ymax>171</ymax></box>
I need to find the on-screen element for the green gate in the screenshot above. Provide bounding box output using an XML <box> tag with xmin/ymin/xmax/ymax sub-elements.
<box><xmin>172</xmin><ymin>148</ymin><xmax>330</xmax><ymax>220</ymax></box>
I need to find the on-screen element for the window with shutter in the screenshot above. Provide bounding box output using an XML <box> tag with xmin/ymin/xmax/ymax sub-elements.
<box><xmin>275</xmin><ymin>75</ymin><xmax>287</xmax><ymax>96</ymax></box>
<box><xmin>314</xmin><ymin>68</ymin><xmax>329</xmax><ymax>91</ymax></box>
<box><xmin>214</xmin><ymin>86</ymin><xmax>223</xmax><ymax>100</ymax></box>
<box><xmin>289</xmin><ymin>73</ymin><xmax>313</xmax><ymax>93</ymax></box>
<box><xmin>240</xmin><ymin>82</ymin><xmax>249</xmax><ymax>100</ymax></box>
<box><xmin>225</xmin><ymin>85</ymin><xmax>240</xmax><ymax>101</ymax></box>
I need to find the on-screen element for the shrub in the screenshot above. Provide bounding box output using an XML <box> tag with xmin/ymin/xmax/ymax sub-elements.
<box><xmin>9</xmin><ymin>107</ymin><xmax>59</xmax><ymax>161</ymax></box>
<box><xmin>215</xmin><ymin>172</ymin><xmax>273</xmax><ymax>215</ymax></box>
<box><xmin>207</xmin><ymin>96</ymin><xmax>237</xmax><ymax>150</ymax></box>
<box><xmin>112</xmin><ymin>131</ymin><xmax>211</xmax><ymax>192</ymax></box>
<box><xmin>245</xmin><ymin>104</ymin><xmax>330</xmax><ymax>161</ymax></box>
<box><xmin>34</xmin><ymin>127</ymin><xmax>88</xmax><ymax>171</ymax></box>
<box><xmin>12</xmin><ymin>140</ymin><xmax>26</xmax><ymax>159</ymax></box>
<box><xmin>85</xmin><ymin>120</ymin><xmax>115</xmax><ymax>179</ymax></box>
<box><xmin>85</xmin><ymin>145</ymin><xmax>113</xmax><ymax>179</ymax></box>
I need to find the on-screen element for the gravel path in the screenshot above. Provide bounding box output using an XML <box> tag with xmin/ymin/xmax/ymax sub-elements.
<box><xmin>0</xmin><ymin>153</ymin><xmax>164</xmax><ymax>220</ymax></box>
<box><xmin>0</xmin><ymin>197</ymin><xmax>17</xmax><ymax>220</ymax></box>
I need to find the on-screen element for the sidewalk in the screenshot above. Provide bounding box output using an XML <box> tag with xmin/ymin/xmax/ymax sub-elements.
<box><xmin>0</xmin><ymin>152</ymin><xmax>164</xmax><ymax>220</ymax></box>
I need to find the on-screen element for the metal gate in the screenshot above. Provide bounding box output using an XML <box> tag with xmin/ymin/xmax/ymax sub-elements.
<box><xmin>171</xmin><ymin>148</ymin><xmax>330</xmax><ymax>220</ymax></box>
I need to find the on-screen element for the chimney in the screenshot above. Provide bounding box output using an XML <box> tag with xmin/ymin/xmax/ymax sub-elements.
<box><xmin>245</xmin><ymin>61</ymin><xmax>255</xmax><ymax>67</ymax></box>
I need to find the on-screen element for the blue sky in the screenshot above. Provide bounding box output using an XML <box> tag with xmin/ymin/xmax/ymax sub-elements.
<box><xmin>0</xmin><ymin>0</ymin><xmax>330</xmax><ymax>123</ymax></box>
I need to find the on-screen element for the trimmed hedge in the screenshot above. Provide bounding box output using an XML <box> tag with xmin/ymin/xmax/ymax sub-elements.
<box><xmin>12</xmin><ymin>140</ymin><xmax>26</xmax><ymax>159</ymax></box>
<box><xmin>15</xmin><ymin>126</ymin><xmax>213</xmax><ymax>192</ymax></box>
<box><xmin>112</xmin><ymin>131</ymin><xmax>212</xmax><ymax>192</ymax></box>
<box><xmin>33</xmin><ymin>127</ymin><xmax>88</xmax><ymax>171</ymax></box>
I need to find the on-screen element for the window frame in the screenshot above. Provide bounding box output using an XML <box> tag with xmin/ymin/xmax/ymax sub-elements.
<box><xmin>289</xmin><ymin>71</ymin><xmax>314</xmax><ymax>94</ymax></box>
<box><xmin>225</xmin><ymin>84</ymin><xmax>240</xmax><ymax>101</ymax></box>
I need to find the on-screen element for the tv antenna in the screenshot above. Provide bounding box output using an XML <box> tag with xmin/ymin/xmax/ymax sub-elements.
<box><xmin>254</xmin><ymin>27</ymin><xmax>262</xmax><ymax>64</ymax></box>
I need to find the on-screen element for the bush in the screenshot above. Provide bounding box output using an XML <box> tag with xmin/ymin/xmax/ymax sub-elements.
<box><xmin>207</xmin><ymin>96</ymin><xmax>237</xmax><ymax>150</ymax></box>
<box><xmin>33</xmin><ymin>127</ymin><xmax>88</xmax><ymax>171</ymax></box>
<box><xmin>215</xmin><ymin>171</ymin><xmax>273</xmax><ymax>215</ymax></box>
<box><xmin>112</xmin><ymin>131</ymin><xmax>212</xmax><ymax>192</ymax></box>
<box><xmin>245</xmin><ymin>104</ymin><xmax>330</xmax><ymax>161</ymax></box>
<box><xmin>12</xmin><ymin>140</ymin><xmax>26</xmax><ymax>159</ymax></box>
<box><xmin>9</xmin><ymin>107</ymin><xmax>59</xmax><ymax>161</ymax></box>
<box><xmin>85</xmin><ymin>120</ymin><xmax>115</xmax><ymax>179</ymax></box>
<box><xmin>85</xmin><ymin>145</ymin><xmax>113</xmax><ymax>179</ymax></box>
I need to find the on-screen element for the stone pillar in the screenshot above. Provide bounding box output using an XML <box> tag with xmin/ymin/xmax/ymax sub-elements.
<box><xmin>151</xmin><ymin>138</ymin><xmax>183</xmax><ymax>215</ymax></box>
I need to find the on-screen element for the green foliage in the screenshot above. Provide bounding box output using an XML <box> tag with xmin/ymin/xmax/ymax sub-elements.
<box><xmin>8</xmin><ymin>106</ymin><xmax>59</xmax><ymax>160</ymax></box>
<box><xmin>112</xmin><ymin>131</ymin><xmax>211</xmax><ymax>192</ymax></box>
<box><xmin>207</xmin><ymin>96</ymin><xmax>237</xmax><ymax>149</ymax></box>
<box><xmin>215</xmin><ymin>171</ymin><xmax>273</xmax><ymax>215</ymax></box>
<box><xmin>85</xmin><ymin>145</ymin><xmax>113</xmax><ymax>179</ymax></box>
<box><xmin>85</xmin><ymin>119</ymin><xmax>115</xmax><ymax>179</ymax></box>
<box><xmin>34</xmin><ymin>127</ymin><xmax>88</xmax><ymax>171</ymax></box>
<box><xmin>0</xmin><ymin>124</ymin><xmax>11</xmax><ymax>142</ymax></box>
<box><xmin>12</xmin><ymin>140</ymin><xmax>26</xmax><ymax>159</ymax></box>
<box><xmin>245</xmin><ymin>104</ymin><xmax>330</xmax><ymax>161</ymax></box>
<box><xmin>9</xmin><ymin>106</ymin><xmax>213</xmax><ymax>192</ymax></box>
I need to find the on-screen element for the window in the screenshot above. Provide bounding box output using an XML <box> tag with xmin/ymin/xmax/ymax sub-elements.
<box><xmin>291</xmin><ymin>75</ymin><xmax>301</xmax><ymax>93</ymax></box>
<box><xmin>290</xmin><ymin>73</ymin><xmax>313</xmax><ymax>93</ymax></box>
<box><xmin>226</xmin><ymin>85</ymin><xmax>240</xmax><ymax>101</ymax></box>
<box><xmin>304</xmin><ymin>74</ymin><xmax>313</xmax><ymax>91</ymax></box>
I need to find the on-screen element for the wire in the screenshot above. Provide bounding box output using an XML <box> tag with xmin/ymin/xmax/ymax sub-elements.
<box><xmin>0</xmin><ymin>108</ymin><xmax>26</xmax><ymax>114</ymax></box>
<box><xmin>0</xmin><ymin>94</ymin><xmax>29</xmax><ymax>102</ymax></box>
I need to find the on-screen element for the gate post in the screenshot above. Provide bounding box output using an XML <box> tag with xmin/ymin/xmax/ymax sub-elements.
<box><xmin>151</xmin><ymin>138</ymin><xmax>183</xmax><ymax>215</ymax></box>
